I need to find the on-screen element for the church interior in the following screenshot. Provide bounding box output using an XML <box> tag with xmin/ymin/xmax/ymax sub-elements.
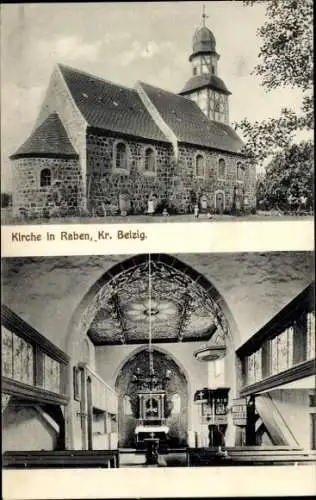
<box><xmin>2</xmin><ymin>252</ymin><xmax>315</xmax><ymax>468</ymax></box>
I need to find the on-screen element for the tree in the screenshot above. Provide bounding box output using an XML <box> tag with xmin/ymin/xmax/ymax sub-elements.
<box><xmin>236</xmin><ymin>0</ymin><xmax>313</xmax><ymax>164</ymax></box>
<box><xmin>248</xmin><ymin>0</ymin><xmax>313</xmax><ymax>94</ymax></box>
<box><xmin>235</xmin><ymin>0</ymin><xmax>313</xmax><ymax>212</ymax></box>
<box><xmin>257</xmin><ymin>140</ymin><xmax>314</xmax><ymax>211</ymax></box>
<box><xmin>235</xmin><ymin>107</ymin><xmax>300</xmax><ymax>165</ymax></box>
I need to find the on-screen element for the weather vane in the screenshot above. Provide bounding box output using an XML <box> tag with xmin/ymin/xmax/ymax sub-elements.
<box><xmin>202</xmin><ymin>4</ymin><xmax>209</xmax><ymax>26</ymax></box>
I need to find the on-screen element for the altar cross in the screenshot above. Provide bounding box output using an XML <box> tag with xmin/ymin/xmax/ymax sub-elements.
<box><xmin>197</xmin><ymin>390</ymin><xmax>205</xmax><ymax>400</ymax></box>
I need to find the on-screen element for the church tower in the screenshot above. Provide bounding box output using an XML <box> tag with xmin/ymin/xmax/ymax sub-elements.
<box><xmin>179</xmin><ymin>6</ymin><xmax>231</xmax><ymax>124</ymax></box>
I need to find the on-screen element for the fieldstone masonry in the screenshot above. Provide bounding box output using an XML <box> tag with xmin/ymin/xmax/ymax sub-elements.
<box><xmin>10</xmin><ymin>62</ymin><xmax>256</xmax><ymax>218</ymax></box>
<box><xmin>86</xmin><ymin>132</ymin><xmax>256</xmax><ymax>215</ymax></box>
<box><xmin>11</xmin><ymin>133</ymin><xmax>256</xmax><ymax>218</ymax></box>
<box><xmin>86</xmin><ymin>132</ymin><xmax>174</xmax><ymax>215</ymax></box>
<box><xmin>12</xmin><ymin>157</ymin><xmax>83</xmax><ymax>218</ymax></box>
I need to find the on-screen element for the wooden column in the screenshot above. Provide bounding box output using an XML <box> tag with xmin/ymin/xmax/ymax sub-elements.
<box><xmin>245</xmin><ymin>395</ymin><xmax>256</xmax><ymax>445</ymax></box>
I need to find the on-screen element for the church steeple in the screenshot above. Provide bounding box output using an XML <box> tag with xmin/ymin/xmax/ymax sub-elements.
<box><xmin>179</xmin><ymin>5</ymin><xmax>231</xmax><ymax>124</ymax></box>
<box><xmin>202</xmin><ymin>4</ymin><xmax>208</xmax><ymax>26</ymax></box>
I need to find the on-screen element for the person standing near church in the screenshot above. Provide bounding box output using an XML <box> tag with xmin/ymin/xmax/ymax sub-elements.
<box><xmin>194</xmin><ymin>204</ymin><xmax>199</xmax><ymax>218</ymax></box>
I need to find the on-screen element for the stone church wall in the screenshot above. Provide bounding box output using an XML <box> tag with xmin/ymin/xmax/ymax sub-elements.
<box><xmin>12</xmin><ymin>157</ymin><xmax>83</xmax><ymax>218</ymax></box>
<box><xmin>86</xmin><ymin>131</ymin><xmax>256</xmax><ymax>215</ymax></box>
<box><xmin>174</xmin><ymin>144</ymin><xmax>256</xmax><ymax>213</ymax></box>
<box><xmin>35</xmin><ymin>65</ymin><xmax>88</xmax><ymax>206</ymax></box>
<box><xmin>86</xmin><ymin>132</ymin><xmax>174</xmax><ymax>215</ymax></box>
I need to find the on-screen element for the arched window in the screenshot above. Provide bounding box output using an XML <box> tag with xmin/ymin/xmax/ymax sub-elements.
<box><xmin>40</xmin><ymin>168</ymin><xmax>51</xmax><ymax>187</ymax></box>
<box><xmin>144</xmin><ymin>147</ymin><xmax>156</xmax><ymax>172</ymax></box>
<box><xmin>237</xmin><ymin>162</ymin><xmax>245</xmax><ymax>181</ymax></box>
<box><xmin>195</xmin><ymin>154</ymin><xmax>205</xmax><ymax>177</ymax></box>
<box><xmin>218</xmin><ymin>158</ymin><xmax>226</xmax><ymax>179</ymax></box>
<box><xmin>114</xmin><ymin>142</ymin><xmax>128</xmax><ymax>170</ymax></box>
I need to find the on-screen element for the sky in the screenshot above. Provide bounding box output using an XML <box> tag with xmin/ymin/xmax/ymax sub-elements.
<box><xmin>1</xmin><ymin>1</ymin><xmax>310</xmax><ymax>191</ymax></box>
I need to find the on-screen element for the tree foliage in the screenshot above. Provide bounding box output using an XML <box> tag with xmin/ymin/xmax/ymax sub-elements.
<box><xmin>234</xmin><ymin>108</ymin><xmax>300</xmax><ymax>165</ymax></box>
<box><xmin>236</xmin><ymin>0</ymin><xmax>314</xmax><ymax>211</ymax></box>
<box><xmin>256</xmin><ymin>140</ymin><xmax>314</xmax><ymax>210</ymax></box>
<box><xmin>248</xmin><ymin>0</ymin><xmax>313</xmax><ymax>93</ymax></box>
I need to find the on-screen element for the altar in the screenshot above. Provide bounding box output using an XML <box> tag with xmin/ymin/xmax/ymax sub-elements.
<box><xmin>134</xmin><ymin>391</ymin><xmax>169</xmax><ymax>453</ymax></box>
<box><xmin>135</xmin><ymin>425</ymin><xmax>169</xmax><ymax>452</ymax></box>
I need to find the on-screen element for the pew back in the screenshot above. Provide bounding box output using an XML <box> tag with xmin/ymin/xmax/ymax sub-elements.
<box><xmin>3</xmin><ymin>450</ymin><xmax>119</xmax><ymax>469</ymax></box>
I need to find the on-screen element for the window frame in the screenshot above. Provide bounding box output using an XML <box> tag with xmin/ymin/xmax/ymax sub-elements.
<box><xmin>194</xmin><ymin>152</ymin><xmax>206</xmax><ymax>178</ymax></box>
<box><xmin>218</xmin><ymin>158</ymin><xmax>226</xmax><ymax>180</ymax></box>
<box><xmin>40</xmin><ymin>168</ymin><xmax>52</xmax><ymax>188</ymax></box>
<box><xmin>236</xmin><ymin>162</ymin><xmax>245</xmax><ymax>183</ymax></box>
<box><xmin>113</xmin><ymin>140</ymin><xmax>130</xmax><ymax>173</ymax></box>
<box><xmin>143</xmin><ymin>146</ymin><xmax>157</xmax><ymax>176</ymax></box>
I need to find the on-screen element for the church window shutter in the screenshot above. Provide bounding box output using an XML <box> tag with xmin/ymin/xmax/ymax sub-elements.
<box><xmin>144</xmin><ymin>147</ymin><xmax>156</xmax><ymax>172</ymax></box>
<box><xmin>40</xmin><ymin>168</ymin><xmax>51</xmax><ymax>187</ymax></box>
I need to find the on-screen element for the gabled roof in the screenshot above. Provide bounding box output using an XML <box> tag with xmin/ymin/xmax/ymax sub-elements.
<box><xmin>180</xmin><ymin>74</ymin><xmax>231</xmax><ymax>95</ymax></box>
<box><xmin>58</xmin><ymin>64</ymin><xmax>168</xmax><ymax>143</ymax></box>
<box><xmin>11</xmin><ymin>113</ymin><xmax>78</xmax><ymax>160</ymax></box>
<box><xmin>138</xmin><ymin>81</ymin><xmax>243</xmax><ymax>154</ymax></box>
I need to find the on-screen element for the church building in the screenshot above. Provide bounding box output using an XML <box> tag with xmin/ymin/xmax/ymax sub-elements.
<box><xmin>10</xmin><ymin>15</ymin><xmax>256</xmax><ymax>219</ymax></box>
<box><xmin>2</xmin><ymin>252</ymin><xmax>315</xmax><ymax>468</ymax></box>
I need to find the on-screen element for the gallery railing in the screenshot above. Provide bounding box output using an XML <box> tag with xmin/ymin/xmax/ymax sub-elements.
<box><xmin>1</xmin><ymin>305</ymin><xmax>69</xmax><ymax>406</ymax></box>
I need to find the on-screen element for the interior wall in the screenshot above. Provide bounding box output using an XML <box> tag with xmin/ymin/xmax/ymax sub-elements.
<box><xmin>95</xmin><ymin>341</ymin><xmax>208</xmax><ymax>433</ymax></box>
<box><xmin>2</xmin><ymin>399</ymin><xmax>59</xmax><ymax>452</ymax></box>
<box><xmin>115</xmin><ymin>348</ymin><xmax>188</xmax><ymax>447</ymax></box>
<box><xmin>268</xmin><ymin>388</ymin><xmax>312</xmax><ymax>449</ymax></box>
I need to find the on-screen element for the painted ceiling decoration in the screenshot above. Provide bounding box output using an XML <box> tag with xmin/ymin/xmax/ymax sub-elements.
<box><xmin>87</xmin><ymin>255</ymin><xmax>228</xmax><ymax>346</ymax></box>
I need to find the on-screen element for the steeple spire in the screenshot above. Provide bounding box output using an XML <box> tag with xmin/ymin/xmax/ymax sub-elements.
<box><xmin>202</xmin><ymin>4</ymin><xmax>209</xmax><ymax>27</ymax></box>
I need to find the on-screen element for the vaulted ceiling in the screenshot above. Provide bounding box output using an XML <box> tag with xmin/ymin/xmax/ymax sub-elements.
<box><xmin>87</xmin><ymin>256</ymin><xmax>226</xmax><ymax>346</ymax></box>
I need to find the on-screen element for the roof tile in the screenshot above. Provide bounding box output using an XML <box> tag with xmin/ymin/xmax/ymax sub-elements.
<box><xmin>58</xmin><ymin>64</ymin><xmax>168</xmax><ymax>143</ymax></box>
<box><xmin>11</xmin><ymin>113</ymin><xmax>78</xmax><ymax>159</ymax></box>
<box><xmin>139</xmin><ymin>81</ymin><xmax>244</xmax><ymax>153</ymax></box>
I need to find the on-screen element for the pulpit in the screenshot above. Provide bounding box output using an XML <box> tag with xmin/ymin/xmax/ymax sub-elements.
<box><xmin>194</xmin><ymin>387</ymin><xmax>230</xmax><ymax>448</ymax></box>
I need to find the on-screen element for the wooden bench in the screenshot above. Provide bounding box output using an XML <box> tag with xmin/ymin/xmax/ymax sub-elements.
<box><xmin>187</xmin><ymin>447</ymin><xmax>316</xmax><ymax>467</ymax></box>
<box><xmin>3</xmin><ymin>450</ymin><xmax>119</xmax><ymax>469</ymax></box>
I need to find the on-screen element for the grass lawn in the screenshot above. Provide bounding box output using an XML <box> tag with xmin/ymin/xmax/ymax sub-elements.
<box><xmin>1</xmin><ymin>210</ymin><xmax>314</xmax><ymax>225</ymax></box>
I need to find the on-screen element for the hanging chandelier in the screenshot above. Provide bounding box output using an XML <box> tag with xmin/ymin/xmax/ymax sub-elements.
<box><xmin>131</xmin><ymin>254</ymin><xmax>171</xmax><ymax>392</ymax></box>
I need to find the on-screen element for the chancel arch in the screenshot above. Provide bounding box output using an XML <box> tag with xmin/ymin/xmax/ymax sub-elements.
<box><xmin>115</xmin><ymin>347</ymin><xmax>189</xmax><ymax>448</ymax></box>
<box><xmin>65</xmin><ymin>253</ymin><xmax>241</xmax><ymax>449</ymax></box>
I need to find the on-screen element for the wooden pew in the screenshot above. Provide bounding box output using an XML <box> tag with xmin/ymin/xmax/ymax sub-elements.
<box><xmin>3</xmin><ymin>450</ymin><xmax>120</xmax><ymax>469</ymax></box>
<box><xmin>187</xmin><ymin>447</ymin><xmax>316</xmax><ymax>467</ymax></box>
